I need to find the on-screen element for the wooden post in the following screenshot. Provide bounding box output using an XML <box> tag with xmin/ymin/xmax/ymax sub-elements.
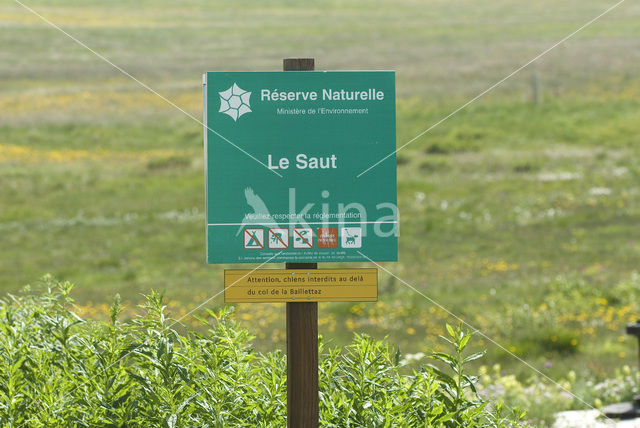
<box><xmin>284</xmin><ymin>58</ymin><xmax>319</xmax><ymax>428</ymax></box>
<box><xmin>532</xmin><ymin>71</ymin><xmax>540</xmax><ymax>107</ymax></box>
<box><xmin>286</xmin><ymin>263</ymin><xmax>318</xmax><ymax>428</ymax></box>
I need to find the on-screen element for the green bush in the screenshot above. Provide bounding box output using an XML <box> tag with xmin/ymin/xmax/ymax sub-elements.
<box><xmin>0</xmin><ymin>276</ymin><xmax>525</xmax><ymax>427</ymax></box>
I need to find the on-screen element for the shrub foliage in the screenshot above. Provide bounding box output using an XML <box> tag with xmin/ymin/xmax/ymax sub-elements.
<box><xmin>0</xmin><ymin>277</ymin><xmax>524</xmax><ymax>427</ymax></box>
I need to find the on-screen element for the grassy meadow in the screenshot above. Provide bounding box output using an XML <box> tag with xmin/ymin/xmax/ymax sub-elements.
<box><xmin>1</xmin><ymin>0</ymin><xmax>640</xmax><ymax>419</ymax></box>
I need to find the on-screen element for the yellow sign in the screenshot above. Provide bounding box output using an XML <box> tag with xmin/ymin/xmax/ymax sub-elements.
<box><xmin>224</xmin><ymin>269</ymin><xmax>377</xmax><ymax>303</ymax></box>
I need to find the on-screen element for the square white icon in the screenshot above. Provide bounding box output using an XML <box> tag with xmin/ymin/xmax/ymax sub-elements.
<box><xmin>341</xmin><ymin>227</ymin><xmax>362</xmax><ymax>248</ymax></box>
<box><xmin>243</xmin><ymin>228</ymin><xmax>264</xmax><ymax>249</ymax></box>
<box><xmin>268</xmin><ymin>228</ymin><xmax>289</xmax><ymax>249</ymax></box>
<box><xmin>293</xmin><ymin>228</ymin><xmax>313</xmax><ymax>248</ymax></box>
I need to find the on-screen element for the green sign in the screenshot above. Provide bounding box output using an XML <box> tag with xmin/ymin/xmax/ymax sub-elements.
<box><xmin>204</xmin><ymin>71</ymin><xmax>397</xmax><ymax>264</ymax></box>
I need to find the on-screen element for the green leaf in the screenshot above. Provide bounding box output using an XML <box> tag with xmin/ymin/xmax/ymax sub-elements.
<box><xmin>458</xmin><ymin>334</ymin><xmax>470</xmax><ymax>352</ymax></box>
<box><xmin>445</xmin><ymin>324</ymin><xmax>455</xmax><ymax>338</ymax></box>
<box><xmin>462</xmin><ymin>351</ymin><xmax>485</xmax><ymax>364</ymax></box>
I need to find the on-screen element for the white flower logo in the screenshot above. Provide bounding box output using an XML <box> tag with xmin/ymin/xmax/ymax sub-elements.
<box><xmin>219</xmin><ymin>83</ymin><xmax>251</xmax><ymax>121</ymax></box>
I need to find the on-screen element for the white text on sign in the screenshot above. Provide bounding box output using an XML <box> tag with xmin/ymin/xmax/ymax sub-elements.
<box><xmin>268</xmin><ymin>154</ymin><xmax>338</xmax><ymax>170</ymax></box>
<box><xmin>261</xmin><ymin>88</ymin><xmax>385</xmax><ymax>102</ymax></box>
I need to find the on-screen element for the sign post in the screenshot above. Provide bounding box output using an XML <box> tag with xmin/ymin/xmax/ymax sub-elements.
<box><xmin>204</xmin><ymin>57</ymin><xmax>396</xmax><ymax>428</ymax></box>
<box><xmin>283</xmin><ymin>58</ymin><xmax>318</xmax><ymax>428</ymax></box>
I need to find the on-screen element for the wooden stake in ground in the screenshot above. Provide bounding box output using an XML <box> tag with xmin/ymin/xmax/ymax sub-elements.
<box><xmin>286</xmin><ymin>262</ymin><xmax>318</xmax><ymax>428</ymax></box>
<box><xmin>284</xmin><ymin>56</ymin><xmax>318</xmax><ymax>428</ymax></box>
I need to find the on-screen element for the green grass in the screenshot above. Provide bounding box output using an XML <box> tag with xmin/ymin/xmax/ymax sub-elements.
<box><xmin>1</xmin><ymin>0</ymin><xmax>640</xmax><ymax>421</ymax></box>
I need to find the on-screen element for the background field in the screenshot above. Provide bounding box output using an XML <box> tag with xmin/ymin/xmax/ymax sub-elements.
<box><xmin>1</xmin><ymin>0</ymin><xmax>640</xmax><ymax>410</ymax></box>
